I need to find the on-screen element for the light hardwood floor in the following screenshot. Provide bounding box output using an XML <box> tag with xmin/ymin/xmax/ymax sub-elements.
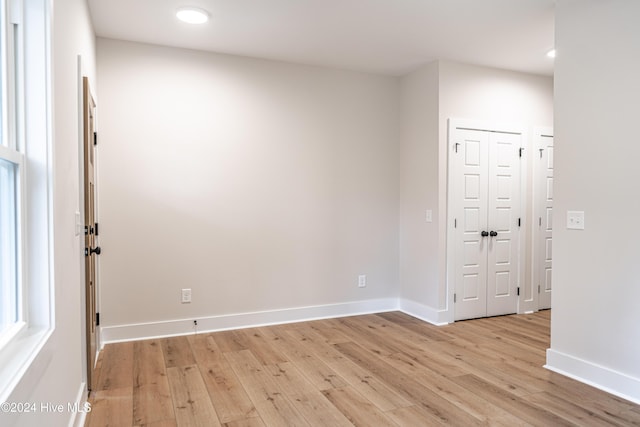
<box><xmin>86</xmin><ymin>310</ymin><xmax>640</xmax><ymax>426</ymax></box>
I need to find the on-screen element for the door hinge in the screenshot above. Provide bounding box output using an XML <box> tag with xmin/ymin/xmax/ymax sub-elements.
<box><xmin>539</xmin><ymin>217</ymin><xmax>542</xmax><ymax>226</ymax></box>
<box><xmin>518</xmin><ymin>218</ymin><xmax>521</xmax><ymax>227</ymax></box>
<box><xmin>454</xmin><ymin>218</ymin><xmax>457</xmax><ymax>228</ymax></box>
<box><xmin>519</xmin><ymin>147</ymin><xmax>524</xmax><ymax>157</ymax></box>
<box><xmin>84</xmin><ymin>225</ymin><xmax>89</xmax><ymax>235</ymax></box>
<box><xmin>538</xmin><ymin>285</ymin><xmax>541</xmax><ymax>294</ymax></box>
<box><xmin>539</xmin><ymin>148</ymin><xmax>544</xmax><ymax>158</ymax></box>
<box><xmin>96</xmin><ymin>312</ymin><xmax>100</xmax><ymax>326</ymax></box>
<box><xmin>454</xmin><ymin>293</ymin><xmax>457</xmax><ymax>303</ymax></box>
<box><xmin>517</xmin><ymin>287</ymin><xmax>520</xmax><ymax>296</ymax></box>
<box><xmin>93</xmin><ymin>132</ymin><xmax>98</xmax><ymax>146</ymax></box>
<box><xmin>94</xmin><ymin>222</ymin><xmax>99</xmax><ymax>236</ymax></box>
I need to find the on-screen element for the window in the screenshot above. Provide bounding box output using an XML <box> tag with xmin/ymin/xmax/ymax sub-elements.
<box><xmin>0</xmin><ymin>0</ymin><xmax>25</xmax><ymax>346</ymax></box>
<box><xmin>0</xmin><ymin>0</ymin><xmax>53</xmax><ymax>400</ymax></box>
<box><xmin>0</xmin><ymin>158</ymin><xmax>20</xmax><ymax>339</ymax></box>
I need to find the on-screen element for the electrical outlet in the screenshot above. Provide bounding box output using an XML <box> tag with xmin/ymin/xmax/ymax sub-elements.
<box><xmin>181</xmin><ymin>288</ymin><xmax>192</xmax><ymax>303</ymax></box>
<box><xmin>425</xmin><ymin>209</ymin><xmax>433</xmax><ymax>223</ymax></box>
<box><xmin>358</xmin><ymin>275</ymin><xmax>366</xmax><ymax>288</ymax></box>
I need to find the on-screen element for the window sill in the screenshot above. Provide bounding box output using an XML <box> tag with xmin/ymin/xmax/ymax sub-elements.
<box><xmin>0</xmin><ymin>322</ymin><xmax>27</xmax><ymax>350</ymax></box>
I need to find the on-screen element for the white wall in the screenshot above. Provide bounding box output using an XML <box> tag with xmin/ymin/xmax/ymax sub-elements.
<box><xmin>399</xmin><ymin>60</ymin><xmax>553</xmax><ymax>323</ymax></box>
<box><xmin>4</xmin><ymin>0</ymin><xmax>96</xmax><ymax>426</ymax></box>
<box><xmin>97</xmin><ymin>39</ymin><xmax>400</xmax><ymax>339</ymax></box>
<box><xmin>398</xmin><ymin>62</ymin><xmax>440</xmax><ymax>319</ymax></box>
<box><xmin>547</xmin><ymin>0</ymin><xmax>640</xmax><ymax>403</ymax></box>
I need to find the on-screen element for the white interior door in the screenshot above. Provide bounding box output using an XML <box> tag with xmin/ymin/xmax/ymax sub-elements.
<box><xmin>452</xmin><ymin>125</ymin><xmax>521</xmax><ymax>321</ymax></box>
<box><xmin>538</xmin><ymin>133</ymin><xmax>554</xmax><ymax>309</ymax></box>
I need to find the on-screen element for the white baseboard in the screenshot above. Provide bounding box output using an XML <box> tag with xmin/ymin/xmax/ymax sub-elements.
<box><xmin>399</xmin><ymin>298</ymin><xmax>449</xmax><ymax>326</ymax></box>
<box><xmin>101</xmin><ymin>298</ymin><xmax>399</xmax><ymax>346</ymax></box>
<box><xmin>68</xmin><ymin>381</ymin><xmax>88</xmax><ymax>427</ymax></box>
<box><xmin>546</xmin><ymin>349</ymin><xmax>640</xmax><ymax>405</ymax></box>
<box><xmin>99</xmin><ymin>301</ymin><xmax>640</xmax><ymax>408</ymax></box>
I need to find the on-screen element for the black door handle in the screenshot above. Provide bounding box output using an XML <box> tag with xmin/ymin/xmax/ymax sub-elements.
<box><xmin>481</xmin><ymin>231</ymin><xmax>489</xmax><ymax>237</ymax></box>
<box><xmin>489</xmin><ymin>231</ymin><xmax>498</xmax><ymax>237</ymax></box>
<box><xmin>85</xmin><ymin>246</ymin><xmax>101</xmax><ymax>256</ymax></box>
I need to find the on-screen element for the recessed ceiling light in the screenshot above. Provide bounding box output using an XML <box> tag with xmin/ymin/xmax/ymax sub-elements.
<box><xmin>546</xmin><ymin>48</ymin><xmax>556</xmax><ymax>58</ymax></box>
<box><xmin>176</xmin><ymin>7</ymin><xmax>209</xmax><ymax>24</ymax></box>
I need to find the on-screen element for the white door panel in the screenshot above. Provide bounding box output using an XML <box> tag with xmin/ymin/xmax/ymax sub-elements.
<box><xmin>454</xmin><ymin>129</ymin><xmax>489</xmax><ymax>320</ymax></box>
<box><xmin>486</xmin><ymin>132</ymin><xmax>520</xmax><ymax>317</ymax></box>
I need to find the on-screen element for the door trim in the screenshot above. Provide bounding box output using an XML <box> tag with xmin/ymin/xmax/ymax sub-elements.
<box><xmin>446</xmin><ymin>118</ymin><xmax>527</xmax><ymax>323</ymax></box>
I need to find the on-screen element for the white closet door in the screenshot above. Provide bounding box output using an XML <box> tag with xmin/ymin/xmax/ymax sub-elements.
<box><xmin>453</xmin><ymin>129</ymin><xmax>489</xmax><ymax>321</ymax></box>
<box><xmin>452</xmin><ymin>126</ymin><xmax>521</xmax><ymax>321</ymax></box>
<box><xmin>539</xmin><ymin>135</ymin><xmax>554</xmax><ymax>309</ymax></box>
<box><xmin>486</xmin><ymin>132</ymin><xmax>520</xmax><ymax>317</ymax></box>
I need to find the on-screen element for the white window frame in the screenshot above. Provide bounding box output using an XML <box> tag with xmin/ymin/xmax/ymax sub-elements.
<box><xmin>0</xmin><ymin>0</ymin><xmax>53</xmax><ymax>402</ymax></box>
<box><xmin>0</xmin><ymin>0</ymin><xmax>26</xmax><ymax>348</ymax></box>
<box><xmin>0</xmin><ymin>147</ymin><xmax>26</xmax><ymax>348</ymax></box>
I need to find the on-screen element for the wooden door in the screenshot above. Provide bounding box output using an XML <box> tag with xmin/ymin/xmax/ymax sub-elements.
<box><xmin>538</xmin><ymin>133</ymin><xmax>554</xmax><ymax>309</ymax></box>
<box><xmin>83</xmin><ymin>77</ymin><xmax>99</xmax><ymax>391</ymax></box>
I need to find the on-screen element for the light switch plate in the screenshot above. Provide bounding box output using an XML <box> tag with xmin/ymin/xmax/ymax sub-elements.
<box><xmin>567</xmin><ymin>211</ymin><xmax>585</xmax><ymax>230</ymax></box>
<box><xmin>75</xmin><ymin>211</ymin><xmax>82</xmax><ymax>236</ymax></box>
<box><xmin>425</xmin><ymin>209</ymin><xmax>433</xmax><ymax>223</ymax></box>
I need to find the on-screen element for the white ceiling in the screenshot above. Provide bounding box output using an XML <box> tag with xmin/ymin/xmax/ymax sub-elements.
<box><xmin>87</xmin><ymin>0</ymin><xmax>555</xmax><ymax>76</ymax></box>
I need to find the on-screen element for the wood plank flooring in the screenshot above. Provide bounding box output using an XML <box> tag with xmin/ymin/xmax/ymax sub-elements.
<box><xmin>86</xmin><ymin>310</ymin><xmax>640</xmax><ymax>426</ymax></box>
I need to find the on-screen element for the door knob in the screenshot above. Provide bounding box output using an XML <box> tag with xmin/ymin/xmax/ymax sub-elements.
<box><xmin>489</xmin><ymin>231</ymin><xmax>498</xmax><ymax>237</ymax></box>
<box><xmin>85</xmin><ymin>246</ymin><xmax>101</xmax><ymax>256</ymax></box>
<box><xmin>481</xmin><ymin>231</ymin><xmax>489</xmax><ymax>237</ymax></box>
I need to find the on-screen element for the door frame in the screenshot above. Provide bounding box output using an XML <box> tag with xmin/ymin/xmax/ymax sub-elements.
<box><xmin>533</xmin><ymin>127</ymin><xmax>554</xmax><ymax>310</ymax></box>
<box><xmin>446</xmin><ymin>118</ymin><xmax>528</xmax><ymax>323</ymax></box>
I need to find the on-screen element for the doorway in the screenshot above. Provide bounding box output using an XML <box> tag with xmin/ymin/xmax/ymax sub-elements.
<box><xmin>448</xmin><ymin>119</ymin><xmax>525</xmax><ymax>321</ymax></box>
